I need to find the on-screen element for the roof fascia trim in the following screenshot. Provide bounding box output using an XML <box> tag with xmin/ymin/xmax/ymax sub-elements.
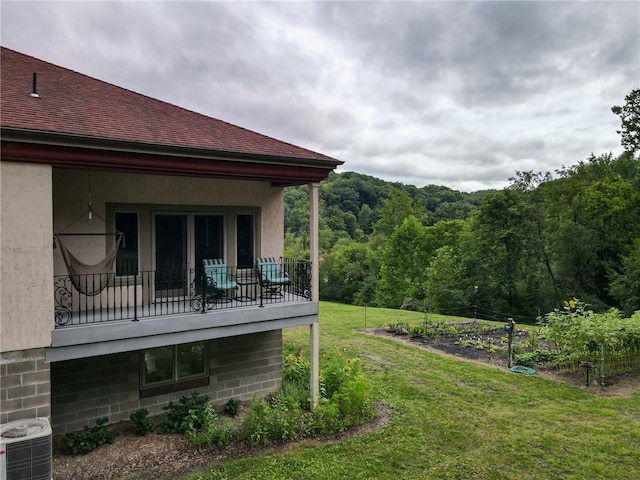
<box><xmin>1</xmin><ymin>140</ymin><xmax>334</xmax><ymax>185</ymax></box>
<box><xmin>1</xmin><ymin>128</ymin><xmax>343</xmax><ymax>169</ymax></box>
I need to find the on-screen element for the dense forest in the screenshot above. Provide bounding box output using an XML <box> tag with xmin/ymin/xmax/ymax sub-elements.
<box><xmin>284</xmin><ymin>90</ymin><xmax>640</xmax><ymax>324</ymax></box>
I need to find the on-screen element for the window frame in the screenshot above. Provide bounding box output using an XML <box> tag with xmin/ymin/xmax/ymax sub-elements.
<box><xmin>114</xmin><ymin>210</ymin><xmax>140</xmax><ymax>277</ymax></box>
<box><xmin>236</xmin><ymin>213</ymin><xmax>256</xmax><ymax>269</ymax></box>
<box><xmin>140</xmin><ymin>341</ymin><xmax>210</xmax><ymax>394</ymax></box>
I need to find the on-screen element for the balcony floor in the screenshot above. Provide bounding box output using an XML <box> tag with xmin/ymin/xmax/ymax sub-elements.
<box><xmin>47</xmin><ymin>298</ymin><xmax>318</xmax><ymax>363</ymax></box>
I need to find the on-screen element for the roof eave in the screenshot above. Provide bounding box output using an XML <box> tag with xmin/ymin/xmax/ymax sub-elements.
<box><xmin>0</xmin><ymin>127</ymin><xmax>343</xmax><ymax>186</ymax></box>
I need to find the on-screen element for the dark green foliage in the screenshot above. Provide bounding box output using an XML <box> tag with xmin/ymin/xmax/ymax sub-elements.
<box><xmin>238</xmin><ymin>394</ymin><xmax>303</xmax><ymax>446</ymax></box>
<box><xmin>283</xmin><ymin>352</ymin><xmax>310</xmax><ymax>384</ymax></box>
<box><xmin>612</xmin><ymin>88</ymin><xmax>640</xmax><ymax>155</ymax></box>
<box><xmin>223</xmin><ymin>398</ymin><xmax>240</xmax><ymax>417</ymax></box>
<box><xmin>130</xmin><ymin>408</ymin><xmax>156</xmax><ymax>436</ymax></box>
<box><xmin>300</xmin><ymin>398</ymin><xmax>344</xmax><ymax>436</ymax></box>
<box><xmin>160</xmin><ymin>391</ymin><xmax>211</xmax><ymax>434</ymax></box>
<box><xmin>182</xmin><ymin>343</ymin><xmax>374</xmax><ymax>451</ymax></box>
<box><xmin>185</xmin><ymin>409</ymin><xmax>237</xmax><ymax>451</ymax></box>
<box><xmin>60</xmin><ymin>417</ymin><xmax>116</xmax><ymax>455</ymax></box>
<box><xmin>515</xmin><ymin>349</ymin><xmax>561</xmax><ymax>367</ymax></box>
<box><xmin>409</xmin><ymin>325</ymin><xmax>426</xmax><ymax>338</ymax></box>
<box><xmin>609</xmin><ymin>238</ymin><xmax>640</xmax><ymax>316</ymax></box>
<box><xmin>286</xmin><ymin>151</ymin><xmax>638</xmax><ymax>332</ymax></box>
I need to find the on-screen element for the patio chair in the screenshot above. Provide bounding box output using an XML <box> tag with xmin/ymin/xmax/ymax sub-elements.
<box><xmin>256</xmin><ymin>257</ymin><xmax>291</xmax><ymax>297</ymax></box>
<box><xmin>202</xmin><ymin>259</ymin><xmax>238</xmax><ymax>301</ymax></box>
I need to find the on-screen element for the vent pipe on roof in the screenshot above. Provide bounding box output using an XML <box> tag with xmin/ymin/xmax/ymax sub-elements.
<box><xmin>30</xmin><ymin>72</ymin><xmax>40</xmax><ymax>98</ymax></box>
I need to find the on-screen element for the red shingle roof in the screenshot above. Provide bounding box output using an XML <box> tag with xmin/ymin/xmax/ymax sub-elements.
<box><xmin>1</xmin><ymin>47</ymin><xmax>339</xmax><ymax>164</ymax></box>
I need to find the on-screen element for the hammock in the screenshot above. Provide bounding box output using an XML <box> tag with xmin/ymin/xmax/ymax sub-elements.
<box><xmin>55</xmin><ymin>233</ymin><xmax>123</xmax><ymax>296</ymax></box>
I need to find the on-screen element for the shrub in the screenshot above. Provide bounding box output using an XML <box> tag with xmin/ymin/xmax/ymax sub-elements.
<box><xmin>239</xmin><ymin>394</ymin><xmax>303</xmax><ymax>446</ymax></box>
<box><xmin>302</xmin><ymin>398</ymin><xmax>344</xmax><ymax>436</ymax></box>
<box><xmin>164</xmin><ymin>346</ymin><xmax>375</xmax><ymax>450</ymax></box>
<box><xmin>160</xmin><ymin>391</ymin><xmax>211</xmax><ymax>434</ymax></box>
<box><xmin>386</xmin><ymin>321</ymin><xmax>409</xmax><ymax>334</ymax></box>
<box><xmin>280</xmin><ymin>378</ymin><xmax>311</xmax><ymax>407</ymax></box>
<box><xmin>543</xmin><ymin>300</ymin><xmax>640</xmax><ymax>356</ymax></box>
<box><xmin>185</xmin><ymin>408</ymin><xmax>237</xmax><ymax>451</ymax></box>
<box><xmin>320</xmin><ymin>348</ymin><xmax>373</xmax><ymax>426</ymax></box>
<box><xmin>223</xmin><ymin>398</ymin><xmax>241</xmax><ymax>417</ymax></box>
<box><xmin>265</xmin><ymin>393</ymin><xmax>303</xmax><ymax>441</ymax></box>
<box><xmin>409</xmin><ymin>325</ymin><xmax>426</xmax><ymax>338</ymax></box>
<box><xmin>515</xmin><ymin>349</ymin><xmax>561</xmax><ymax>367</ymax></box>
<box><xmin>282</xmin><ymin>341</ymin><xmax>302</xmax><ymax>358</ymax></box>
<box><xmin>60</xmin><ymin>417</ymin><xmax>116</xmax><ymax>455</ymax></box>
<box><xmin>129</xmin><ymin>408</ymin><xmax>156</xmax><ymax>436</ymax></box>
<box><xmin>283</xmin><ymin>353</ymin><xmax>310</xmax><ymax>385</ymax></box>
<box><xmin>238</xmin><ymin>397</ymin><xmax>271</xmax><ymax>446</ymax></box>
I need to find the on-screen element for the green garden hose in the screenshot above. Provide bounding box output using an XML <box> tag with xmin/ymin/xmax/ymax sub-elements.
<box><xmin>509</xmin><ymin>365</ymin><xmax>536</xmax><ymax>375</ymax></box>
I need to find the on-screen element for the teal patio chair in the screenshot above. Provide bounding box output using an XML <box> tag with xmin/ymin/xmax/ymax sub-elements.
<box><xmin>256</xmin><ymin>257</ymin><xmax>291</xmax><ymax>297</ymax></box>
<box><xmin>202</xmin><ymin>259</ymin><xmax>238</xmax><ymax>301</ymax></box>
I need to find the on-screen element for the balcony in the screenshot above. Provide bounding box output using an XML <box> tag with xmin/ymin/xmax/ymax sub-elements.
<box><xmin>53</xmin><ymin>258</ymin><xmax>311</xmax><ymax>328</ymax></box>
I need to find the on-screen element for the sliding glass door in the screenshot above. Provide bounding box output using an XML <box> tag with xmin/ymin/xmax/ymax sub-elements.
<box><xmin>155</xmin><ymin>214</ymin><xmax>188</xmax><ymax>296</ymax></box>
<box><xmin>154</xmin><ymin>213</ymin><xmax>225</xmax><ymax>297</ymax></box>
<box><xmin>194</xmin><ymin>215</ymin><xmax>224</xmax><ymax>269</ymax></box>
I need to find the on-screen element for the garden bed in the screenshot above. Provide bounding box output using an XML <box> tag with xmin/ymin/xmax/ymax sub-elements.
<box><xmin>52</xmin><ymin>401</ymin><xmax>390</xmax><ymax>480</ymax></box>
<box><xmin>367</xmin><ymin>322</ymin><xmax>640</xmax><ymax>397</ymax></box>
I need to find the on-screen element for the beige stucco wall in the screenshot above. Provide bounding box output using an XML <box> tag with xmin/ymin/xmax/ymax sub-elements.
<box><xmin>1</xmin><ymin>162</ymin><xmax>54</xmax><ymax>352</ymax></box>
<box><xmin>52</xmin><ymin>169</ymin><xmax>284</xmax><ymax>274</ymax></box>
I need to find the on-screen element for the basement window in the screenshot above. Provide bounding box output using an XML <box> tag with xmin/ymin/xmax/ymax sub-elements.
<box><xmin>140</xmin><ymin>341</ymin><xmax>209</xmax><ymax>397</ymax></box>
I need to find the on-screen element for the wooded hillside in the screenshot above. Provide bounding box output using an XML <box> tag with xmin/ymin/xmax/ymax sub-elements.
<box><xmin>285</xmin><ymin>90</ymin><xmax>640</xmax><ymax>323</ymax></box>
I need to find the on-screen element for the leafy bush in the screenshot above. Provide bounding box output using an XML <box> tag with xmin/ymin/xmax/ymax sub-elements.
<box><xmin>238</xmin><ymin>397</ymin><xmax>271</xmax><ymax>445</ymax></box>
<box><xmin>129</xmin><ymin>408</ymin><xmax>156</xmax><ymax>436</ymax></box>
<box><xmin>60</xmin><ymin>417</ymin><xmax>116</xmax><ymax>455</ymax></box>
<box><xmin>421</xmin><ymin>319</ymin><xmax>458</xmax><ymax>339</ymax></box>
<box><xmin>409</xmin><ymin>325</ymin><xmax>426</xmax><ymax>338</ymax></box>
<box><xmin>239</xmin><ymin>394</ymin><xmax>303</xmax><ymax>446</ymax></box>
<box><xmin>265</xmin><ymin>394</ymin><xmax>303</xmax><ymax>441</ymax></box>
<box><xmin>283</xmin><ymin>353</ymin><xmax>310</xmax><ymax>385</ymax></box>
<box><xmin>282</xmin><ymin>341</ymin><xmax>303</xmax><ymax>358</ymax></box>
<box><xmin>320</xmin><ymin>348</ymin><xmax>373</xmax><ymax>426</ymax></box>
<box><xmin>156</xmin><ymin>344</ymin><xmax>375</xmax><ymax>451</ymax></box>
<box><xmin>283</xmin><ymin>350</ymin><xmax>312</xmax><ymax>406</ymax></box>
<box><xmin>160</xmin><ymin>391</ymin><xmax>211</xmax><ymax>434</ymax></box>
<box><xmin>543</xmin><ymin>300</ymin><xmax>640</xmax><ymax>356</ymax></box>
<box><xmin>515</xmin><ymin>349</ymin><xmax>561</xmax><ymax>367</ymax></box>
<box><xmin>280</xmin><ymin>378</ymin><xmax>311</xmax><ymax>406</ymax></box>
<box><xmin>386</xmin><ymin>321</ymin><xmax>409</xmax><ymax>334</ymax></box>
<box><xmin>223</xmin><ymin>398</ymin><xmax>241</xmax><ymax>417</ymax></box>
<box><xmin>301</xmin><ymin>398</ymin><xmax>344</xmax><ymax>436</ymax></box>
<box><xmin>185</xmin><ymin>408</ymin><xmax>237</xmax><ymax>451</ymax></box>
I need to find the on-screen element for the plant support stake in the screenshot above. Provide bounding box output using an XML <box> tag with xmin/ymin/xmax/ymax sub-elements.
<box><xmin>600</xmin><ymin>343</ymin><xmax>605</xmax><ymax>390</ymax></box>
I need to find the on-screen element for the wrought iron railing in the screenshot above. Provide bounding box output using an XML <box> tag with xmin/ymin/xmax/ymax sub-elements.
<box><xmin>54</xmin><ymin>258</ymin><xmax>312</xmax><ymax>328</ymax></box>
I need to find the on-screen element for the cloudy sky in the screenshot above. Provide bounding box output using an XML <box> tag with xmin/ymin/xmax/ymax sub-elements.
<box><xmin>2</xmin><ymin>1</ymin><xmax>638</xmax><ymax>191</ymax></box>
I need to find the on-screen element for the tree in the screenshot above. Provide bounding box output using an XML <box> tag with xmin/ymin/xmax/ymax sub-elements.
<box><xmin>609</xmin><ymin>239</ymin><xmax>640</xmax><ymax>317</ymax></box>
<box><xmin>463</xmin><ymin>189</ymin><xmax>545</xmax><ymax>316</ymax></box>
<box><xmin>612</xmin><ymin>89</ymin><xmax>640</xmax><ymax>155</ymax></box>
<box><xmin>376</xmin><ymin>216</ymin><xmax>429</xmax><ymax>309</ymax></box>
<box><xmin>544</xmin><ymin>153</ymin><xmax>640</xmax><ymax>308</ymax></box>
<box><xmin>373</xmin><ymin>189</ymin><xmax>424</xmax><ymax>237</ymax></box>
<box><xmin>425</xmin><ymin>246</ymin><xmax>466</xmax><ymax>314</ymax></box>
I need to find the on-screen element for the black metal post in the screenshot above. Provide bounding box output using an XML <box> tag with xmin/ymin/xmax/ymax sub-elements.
<box><xmin>133</xmin><ymin>271</ymin><xmax>138</xmax><ymax>322</ymax></box>
<box><xmin>201</xmin><ymin>270</ymin><xmax>206</xmax><ymax>314</ymax></box>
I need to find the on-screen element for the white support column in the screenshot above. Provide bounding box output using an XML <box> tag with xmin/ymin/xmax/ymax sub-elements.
<box><xmin>309</xmin><ymin>182</ymin><xmax>320</xmax><ymax>408</ymax></box>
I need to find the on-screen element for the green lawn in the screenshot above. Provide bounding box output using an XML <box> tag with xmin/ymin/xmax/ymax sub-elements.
<box><xmin>188</xmin><ymin>302</ymin><xmax>640</xmax><ymax>480</ymax></box>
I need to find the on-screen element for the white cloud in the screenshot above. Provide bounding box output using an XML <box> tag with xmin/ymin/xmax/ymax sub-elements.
<box><xmin>2</xmin><ymin>1</ymin><xmax>638</xmax><ymax>192</ymax></box>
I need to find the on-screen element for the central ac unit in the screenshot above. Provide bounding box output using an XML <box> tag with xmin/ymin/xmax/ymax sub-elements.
<box><xmin>0</xmin><ymin>417</ymin><xmax>52</xmax><ymax>480</ymax></box>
